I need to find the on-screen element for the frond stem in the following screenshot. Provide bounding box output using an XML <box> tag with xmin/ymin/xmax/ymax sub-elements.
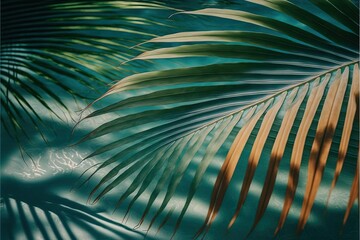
<box><xmin>166</xmin><ymin>60</ymin><xmax>359</xmax><ymax>146</ymax></box>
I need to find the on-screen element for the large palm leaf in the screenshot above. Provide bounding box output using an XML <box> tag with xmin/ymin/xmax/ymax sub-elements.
<box><xmin>78</xmin><ymin>0</ymin><xmax>359</xmax><ymax>238</ymax></box>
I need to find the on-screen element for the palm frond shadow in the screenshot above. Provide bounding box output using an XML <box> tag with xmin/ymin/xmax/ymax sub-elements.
<box><xmin>0</xmin><ymin>107</ymin><xmax>108</xmax><ymax>171</ymax></box>
<box><xmin>1</xmin><ymin>176</ymin><xmax>156</xmax><ymax>240</ymax></box>
<box><xmin>1</xmin><ymin>0</ymin><xmax>184</xmax><ymax>159</ymax></box>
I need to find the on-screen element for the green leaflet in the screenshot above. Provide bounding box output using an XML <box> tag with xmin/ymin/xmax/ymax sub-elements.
<box><xmin>310</xmin><ymin>0</ymin><xmax>359</xmax><ymax>32</ymax></box>
<box><xmin>114</xmin><ymin>144</ymin><xmax>176</xmax><ymax>210</ymax></box>
<box><xmin>122</xmin><ymin>143</ymin><xmax>179</xmax><ymax>219</ymax></box>
<box><xmin>177</xmin><ymin>8</ymin><xmax>358</xmax><ymax>57</ymax></box>
<box><xmin>149</xmin><ymin>125</ymin><xmax>216</xmax><ymax>230</ymax></box>
<box><xmin>172</xmin><ymin>112</ymin><xmax>242</xmax><ymax>234</ymax></box>
<box><xmin>138</xmin><ymin>136</ymin><xmax>193</xmax><ymax>228</ymax></box>
<box><xmin>104</xmin><ymin>62</ymin><xmax>319</xmax><ymax>97</ymax></box>
<box><xmin>135</xmin><ymin>44</ymin><xmax>336</xmax><ymax>67</ymax></box>
<box><xmin>147</xmin><ymin>31</ymin><xmax>348</xmax><ymax>63</ymax></box>
<box><xmin>248</xmin><ymin>0</ymin><xmax>358</xmax><ymax>48</ymax></box>
<box><xmin>86</xmin><ymin>83</ymin><xmax>283</xmax><ymax>118</ymax></box>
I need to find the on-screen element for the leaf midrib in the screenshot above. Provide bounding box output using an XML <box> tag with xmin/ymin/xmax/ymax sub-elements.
<box><xmin>165</xmin><ymin>60</ymin><xmax>359</xmax><ymax>148</ymax></box>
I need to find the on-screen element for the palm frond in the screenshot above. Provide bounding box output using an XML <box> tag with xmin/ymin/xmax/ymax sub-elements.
<box><xmin>79</xmin><ymin>0</ymin><xmax>359</xmax><ymax>238</ymax></box>
<box><xmin>1</xmin><ymin>0</ymin><xmax>173</xmax><ymax>155</ymax></box>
